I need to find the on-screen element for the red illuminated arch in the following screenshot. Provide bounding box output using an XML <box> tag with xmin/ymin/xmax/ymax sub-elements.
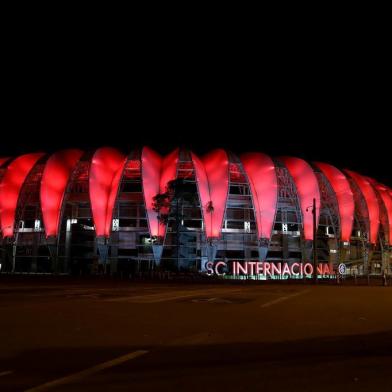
<box><xmin>345</xmin><ymin>170</ymin><xmax>380</xmax><ymax>244</ymax></box>
<box><xmin>371</xmin><ymin>183</ymin><xmax>392</xmax><ymax>245</ymax></box>
<box><xmin>191</xmin><ymin>149</ymin><xmax>229</xmax><ymax>239</ymax></box>
<box><xmin>141</xmin><ymin>147</ymin><xmax>179</xmax><ymax>239</ymax></box>
<box><xmin>313</xmin><ymin>162</ymin><xmax>354</xmax><ymax>242</ymax></box>
<box><xmin>0</xmin><ymin>153</ymin><xmax>45</xmax><ymax>237</ymax></box>
<box><xmin>40</xmin><ymin>149</ymin><xmax>84</xmax><ymax>237</ymax></box>
<box><xmin>89</xmin><ymin>148</ymin><xmax>126</xmax><ymax>237</ymax></box>
<box><xmin>279</xmin><ymin>157</ymin><xmax>320</xmax><ymax>241</ymax></box>
<box><xmin>0</xmin><ymin>158</ymin><xmax>10</xmax><ymax>167</ymax></box>
<box><xmin>240</xmin><ymin>153</ymin><xmax>277</xmax><ymax>240</ymax></box>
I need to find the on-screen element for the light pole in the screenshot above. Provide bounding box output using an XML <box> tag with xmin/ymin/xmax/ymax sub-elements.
<box><xmin>306</xmin><ymin>198</ymin><xmax>318</xmax><ymax>283</ymax></box>
<box><xmin>312</xmin><ymin>198</ymin><xmax>318</xmax><ymax>283</ymax></box>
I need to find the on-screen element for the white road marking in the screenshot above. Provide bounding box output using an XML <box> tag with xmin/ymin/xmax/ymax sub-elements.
<box><xmin>105</xmin><ymin>292</ymin><xmax>201</xmax><ymax>303</ymax></box>
<box><xmin>24</xmin><ymin>350</ymin><xmax>148</xmax><ymax>392</ymax></box>
<box><xmin>260</xmin><ymin>289</ymin><xmax>310</xmax><ymax>308</ymax></box>
<box><xmin>0</xmin><ymin>370</ymin><xmax>13</xmax><ymax>377</ymax></box>
<box><xmin>106</xmin><ymin>288</ymin><xmax>244</xmax><ymax>303</ymax></box>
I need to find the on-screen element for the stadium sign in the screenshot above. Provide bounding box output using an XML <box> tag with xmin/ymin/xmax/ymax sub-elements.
<box><xmin>338</xmin><ymin>263</ymin><xmax>347</xmax><ymax>275</ymax></box>
<box><xmin>206</xmin><ymin>261</ymin><xmax>335</xmax><ymax>278</ymax></box>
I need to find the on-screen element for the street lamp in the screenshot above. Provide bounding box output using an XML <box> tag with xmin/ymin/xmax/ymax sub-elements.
<box><xmin>306</xmin><ymin>198</ymin><xmax>318</xmax><ymax>283</ymax></box>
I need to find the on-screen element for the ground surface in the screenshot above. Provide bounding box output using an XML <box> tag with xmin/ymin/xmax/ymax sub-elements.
<box><xmin>1</xmin><ymin>278</ymin><xmax>392</xmax><ymax>391</ymax></box>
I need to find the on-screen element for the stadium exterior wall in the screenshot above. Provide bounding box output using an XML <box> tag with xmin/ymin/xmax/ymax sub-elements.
<box><xmin>0</xmin><ymin>147</ymin><xmax>391</xmax><ymax>277</ymax></box>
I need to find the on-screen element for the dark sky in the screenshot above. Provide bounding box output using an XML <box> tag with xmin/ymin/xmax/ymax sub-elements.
<box><xmin>2</xmin><ymin>32</ymin><xmax>390</xmax><ymax>187</ymax></box>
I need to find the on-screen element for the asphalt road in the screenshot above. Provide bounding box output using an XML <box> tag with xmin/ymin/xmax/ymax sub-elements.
<box><xmin>1</xmin><ymin>279</ymin><xmax>392</xmax><ymax>391</ymax></box>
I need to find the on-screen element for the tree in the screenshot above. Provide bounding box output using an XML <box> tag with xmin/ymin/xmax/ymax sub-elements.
<box><xmin>152</xmin><ymin>178</ymin><xmax>198</xmax><ymax>224</ymax></box>
<box><xmin>152</xmin><ymin>179</ymin><xmax>198</xmax><ymax>268</ymax></box>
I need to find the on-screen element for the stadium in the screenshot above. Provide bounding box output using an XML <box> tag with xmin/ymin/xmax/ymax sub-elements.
<box><xmin>0</xmin><ymin>147</ymin><xmax>391</xmax><ymax>278</ymax></box>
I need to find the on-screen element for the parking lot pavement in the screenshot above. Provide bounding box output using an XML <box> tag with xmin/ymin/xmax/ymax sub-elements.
<box><xmin>1</xmin><ymin>280</ymin><xmax>392</xmax><ymax>391</ymax></box>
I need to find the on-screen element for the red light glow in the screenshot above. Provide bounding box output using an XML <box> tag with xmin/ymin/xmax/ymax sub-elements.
<box><xmin>345</xmin><ymin>170</ymin><xmax>380</xmax><ymax>244</ymax></box>
<box><xmin>372</xmin><ymin>183</ymin><xmax>392</xmax><ymax>245</ymax></box>
<box><xmin>89</xmin><ymin>148</ymin><xmax>126</xmax><ymax>237</ymax></box>
<box><xmin>240</xmin><ymin>153</ymin><xmax>278</xmax><ymax>240</ymax></box>
<box><xmin>191</xmin><ymin>149</ymin><xmax>229</xmax><ymax>239</ymax></box>
<box><xmin>0</xmin><ymin>153</ymin><xmax>45</xmax><ymax>237</ymax></box>
<box><xmin>279</xmin><ymin>157</ymin><xmax>320</xmax><ymax>241</ymax></box>
<box><xmin>141</xmin><ymin>147</ymin><xmax>179</xmax><ymax>239</ymax></box>
<box><xmin>0</xmin><ymin>158</ymin><xmax>10</xmax><ymax>167</ymax></box>
<box><xmin>41</xmin><ymin>150</ymin><xmax>83</xmax><ymax>237</ymax></box>
<box><xmin>314</xmin><ymin>162</ymin><xmax>354</xmax><ymax>242</ymax></box>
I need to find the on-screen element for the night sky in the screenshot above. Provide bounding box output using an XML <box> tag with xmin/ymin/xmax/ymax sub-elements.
<box><xmin>2</xmin><ymin>37</ymin><xmax>390</xmax><ymax>187</ymax></box>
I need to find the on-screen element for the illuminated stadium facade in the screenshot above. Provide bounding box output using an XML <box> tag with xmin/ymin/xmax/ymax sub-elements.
<box><xmin>0</xmin><ymin>147</ymin><xmax>391</xmax><ymax>277</ymax></box>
